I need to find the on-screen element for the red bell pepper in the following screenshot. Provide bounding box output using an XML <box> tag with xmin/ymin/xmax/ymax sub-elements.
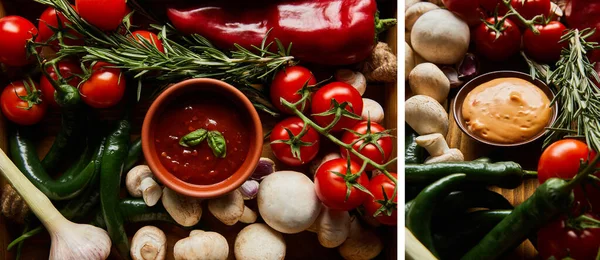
<box><xmin>166</xmin><ymin>0</ymin><xmax>396</xmax><ymax>65</ymax></box>
<box><xmin>565</xmin><ymin>0</ymin><xmax>600</xmax><ymax>62</ymax></box>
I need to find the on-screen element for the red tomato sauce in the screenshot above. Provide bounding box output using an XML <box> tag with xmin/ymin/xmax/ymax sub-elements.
<box><xmin>154</xmin><ymin>95</ymin><xmax>250</xmax><ymax>185</ymax></box>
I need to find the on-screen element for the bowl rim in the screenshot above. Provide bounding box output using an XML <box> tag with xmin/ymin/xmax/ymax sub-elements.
<box><xmin>141</xmin><ymin>78</ymin><xmax>263</xmax><ymax>198</ymax></box>
<box><xmin>452</xmin><ymin>70</ymin><xmax>558</xmax><ymax>147</ymax></box>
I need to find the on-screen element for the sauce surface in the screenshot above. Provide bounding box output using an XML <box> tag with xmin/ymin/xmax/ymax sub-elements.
<box><xmin>154</xmin><ymin>94</ymin><xmax>250</xmax><ymax>185</ymax></box>
<box><xmin>462</xmin><ymin>77</ymin><xmax>552</xmax><ymax>144</ymax></box>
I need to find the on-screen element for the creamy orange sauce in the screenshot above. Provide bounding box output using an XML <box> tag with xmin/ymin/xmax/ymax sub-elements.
<box><xmin>462</xmin><ymin>77</ymin><xmax>552</xmax><ymax>144</ymax></box>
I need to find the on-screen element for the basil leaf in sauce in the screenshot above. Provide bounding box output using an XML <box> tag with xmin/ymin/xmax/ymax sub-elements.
<box><xmin>179</xmin><ymin>129</ymin><xmax>208</xmax><ymax>148</ymax></box>
<box><xmin>208</xmin><ymin>131</ymin><xmax>227</xmax><ymax>158</ymax></box>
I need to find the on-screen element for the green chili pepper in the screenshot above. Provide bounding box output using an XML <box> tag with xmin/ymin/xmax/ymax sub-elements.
<box><xmin>92</xmin><ymin>198</ymin><xmax>176</xmax><ymax>228</ymax></box>
<box><xmin>124</xmin><ymin>138</ymin><xmax>142</xmax><ymax>172</ymax></box>
<box><xmin>100</xmin><ymin>120</ymin><xmax>131</xmax><ymax>259</ymax></box>
<box><xmin>406</xmin><ymin>173</ymin><xmax>467</xmax><ymax>257</ymax></box>
<box><xmin>40</xmin><ymin>110</ymin><xmax>85</xmax><ymax>173</ymax></box>
<box><xmin>405</xmin><ymin>161</ymin><xmax>537</xmax><ymax>189</ymax></box>
<box><xmin>405</xmin><ymin>125</ymin><xmax>426</xmax><ymax>164</ymax></box>
<box><xmin>460</xmin><ymin>178</ymin><xmax>572</xmax><ymax>260</ymax></box>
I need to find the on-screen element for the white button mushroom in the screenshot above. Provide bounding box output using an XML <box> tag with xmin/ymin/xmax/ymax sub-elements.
<box><xmin>405</xmin><ymin>2</ymin><xmax>440</xmax><ymax>31</ymax></box>
<box><xmin>405</xmin><ymin>95</ymin><xmax>449</xmax><ymax>136</ymax></box>
<box><xmin>208</xmin><ymin>189</ymin><xmax>257</xmax><ymax>226</ymax></box>
<box><xmin>174</xmin><ymin>230</ymin><xmax>229</xmax><ymax>260</ymax></box>
<box><xmin>416</xmin><ymin>133</ymin><xmax>465</xmax><ymax>163</ymax></box>
<box><xmin>361</xmin><ymin>98</ymin><xmax>385</xmax><ymax>124</ymax></box>
<box><xmin>309</xmin><ymin>152</ymin><xmax>342</xmax><ymax>176</ymax></box>
<box><xmin>308</xmin><ymin>206</ymin><xmax>351</xmax><ymax>248</ymax></box>
<box><xmin>411</xmin><ymin>9</ymin><xmax>470</xmax><ymax>64</ymax></box>
<box><xmin>161</xmin><ymin>187</ymin><xmax>202</xmax><ymax>227</ymax></box>
<box><xmin>258</xmin><ymin>171</ymin><xmax>322</xmax><ymax>234</ymax></box>
<box><xmin>409</xmin><ymin>63</ymin><xmax>451</xmax><ymax>104</ymax></box>
<box><xmin>335</xmin><ymin>69</ymin><xmax>367</xmax><ymax>96</ymax></box>
<box><xmin>339</xmin><ymin>216</ymin><xmax>384</xmax><ymax>260</ymax></box>
<box><xmin>234</xmin><ymin>223</ymin><xmax>286</xmax><ymax>260</ymax></box>
<box><xmin>130</xmin><ymin>226</ymin><xmax>167</xmax><ymax>260</ymax></box>
<box><xmin>126</xmin><ymin>165</ymin><xmax>162</xmax><ymax>207</ymax></box>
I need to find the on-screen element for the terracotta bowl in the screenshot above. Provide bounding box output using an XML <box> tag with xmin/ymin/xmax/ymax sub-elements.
<box><xmin>142</xmin><ymin>78</ymin><xmax>263</xmax><ymax>198</ymax></box>
<box><xmin>452</xmin><ymin>70</ymin><xmax>557</xmax><ymax>147</ymax></box>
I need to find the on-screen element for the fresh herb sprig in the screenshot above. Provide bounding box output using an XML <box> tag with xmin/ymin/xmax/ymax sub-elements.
<box><xmin>544</xmin><ymin>29</ymin><xmax>600</xmax><ymax>151</ymax></box>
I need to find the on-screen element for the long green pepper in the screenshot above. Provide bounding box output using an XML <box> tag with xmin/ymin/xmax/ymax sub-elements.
<box><xmin>100</xmin><ymin>120</ymin><xmax>131</xmax><ymax>259</ymax></box>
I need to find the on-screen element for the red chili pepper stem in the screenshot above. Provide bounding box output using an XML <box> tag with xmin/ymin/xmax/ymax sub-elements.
<box><xmin>280</xmin><ymin>98</ymin><xmax>397</xmax><ymax>184</ymax></box>
<box><xmin>374</xmin><ymin>12</ymin><xmax>397</xmax><ymax>35</ymax></box>
<box><xmin>566</xmin><ymin>214</ymin><xmax>600</xmax><ymax>231</ymax></box>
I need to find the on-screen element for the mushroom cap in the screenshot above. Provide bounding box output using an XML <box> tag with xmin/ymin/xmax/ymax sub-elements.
<box><xmin>161</xmin><ymin>187</ymin><xmax>202</xmax><ymax>227</ymax></box>
<box><xmin>234</xmin><ymin>223</ymin><xmax>286</xmax><ymax>260</ymax></box>
<box><xmin>258</xmin><ymin>171</ymin><xmax>322</xmax><ymax>234</ymax></box>
<box><xmin>174</xmin><ymin>231</ymin><xmax>228</xmax><ymax>260</ymax></box>
<box><xmin>130</xmin><ymin>226</ymin><xmax>167</xmax><ymax>260</ymax></box>
<box><xmin>405</xmin><ymin>95</ymin><xmax>449</xmax><ymax>136</ymax></box>
<box><xmin>126</xmin><ymin>165</ymin><xmax>154</xmax><ymax>197</ymax></box>
<box><xmin>208</xmin><ymin>189</ymin><xmax>244</xmax><ymax>226</ymax></box>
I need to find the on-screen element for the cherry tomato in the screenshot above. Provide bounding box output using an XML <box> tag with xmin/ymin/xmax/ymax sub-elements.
<box><xmin>37</xmin><ymin>6</ymin><xmax>83</xmax><ymax>49</ymax></box>
<box><xmin>314</xmin><ymin>158</ymin><xmax>370</xmax><ymax>211</ymax></box>
<box><xmin>363</xmin><ymin>173</ymin><xmax>397</xmax><ymax>226</ymax></box>
<box><xmin>311</xmin><ymin>82</ymin><xmax>363</xmax><ymax>132</ymax></box>
<box><xmin>474</xmin><ymin>17</ymin><xmax>522</xmax><ymax>61</ymax></box>
<box><xmin>131</xmin><ymin>30</ymin><xmax>164</xmax><ymax>53</ymax></box>
<box><xmin>511</xmin><ymin>0</ymin><xmax>551</xmax><ymax>20</ymax></box>
<box><xmin>79</xmin><ymin>62</ymin><xmax>125</xmax><ymax>108</ymax></box>
<box><xmin>40</xmin><ymin>60</ymin><xmax>83</xmax><ymax>108</ymax></box>
<box><xmin>538</xmin><ymin>139</ymin><xmax>600</xmax><ymax>212</ymax></box>
<box><xmin>340</xmin><ymin>121</ymin><xmax>393</xmax><ymax>171</ymax></box>
<box><xmin>538</xmin><ymin>213</ymin><xmax>600</xmax><ymax>260</ymax></box>
<box><xmin>441</xmin><ymin>0</ymin><xmax>484</xmax><ymax>27</ymax></box>
<box><xmin>523</xmin><ymin>21</ymin><xmax>568</xmax><ymax>63</ymax></box>
<box><xmin>269</xmin><ymin>66</ymin><xmax>316</xmax><ymax>114</ymax></box>
<box><xmin>270</xmin><ymin>117</ymin><xmax>320</xmax><ymax>166</ymax></box>
<box><xmin>0</xmin><ymin>16</ymin><xmax>38</xmax><ymax>67</ymax></box>
<box><xmin>75</xmin><ymin>0</ymin><xmax>127</xmax><ymax>31</ymax></box>
<box><xmin>480</xmin><ymin>0</ymin><xmax>508</xmax><ymax>14</ymax></box>
<box><xmin>1</xmin><ymin>80</ymin><xmax>47</xmax><ymax>125</ymax></box>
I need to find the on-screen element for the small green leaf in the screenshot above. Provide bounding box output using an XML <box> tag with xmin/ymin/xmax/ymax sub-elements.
<box><xmin>208</xmin><ymin>131</ymin><xmax>227</xmax><ymax>158</ymax></box>
<box><xmin>179</xmin><ymin>129</ymin><xmax>208</xmax><ymax>148</ymax></box>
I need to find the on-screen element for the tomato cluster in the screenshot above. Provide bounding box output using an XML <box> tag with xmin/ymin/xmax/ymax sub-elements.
<box><xmin>0</xmin><ymin>3</ymin><xmax>165</xmax><ymax>126</ymax></box>
<box><xmin>537</xmin><ymin>139</ymin><xmax>600</xmax><ymax>259</ymax></box>
<box><xmin>268</xmin><ymin>66</ymin><xmax>397</xmax><ymax>225</ymax></box>
<box><xmin>443</xmin><ymin>0</ymin><xmax>567</xmax><ymax>63</ymax></box>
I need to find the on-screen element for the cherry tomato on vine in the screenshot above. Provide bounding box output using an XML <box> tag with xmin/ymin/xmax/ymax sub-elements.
<box><xmin>79</xmin><ymin>62</ymin><xmax>125</xmax><ymax>108</ymax></box>
<box><xmin>40</xmin><ymin>60</ymin><xmax>83</xmax><ymax>108</ymax></box>
<box><xmin>363</xmin><ymin>173</ymin><xmax>397</xmax><ymax>226</ymax></box>
<box><xmin>270</xmin><ymin>116</ymin><xmax>320</xmax><ymax>166</ymax></box>
<box><xmin>510</xmin><ymin>0</ymin><xmax>551</xmax><ymax>20</ymax></box>
<box><xmin>474</xmin><ymin>17</ymin><xmax>522</xmax><ymax>61</ymax></box>
<box><xmin>1</xmin><ymin>80</ymin><xmax>47</xmax><ymax>125</ymax></box>
<box><xmin>37</xmin><ymin>6</ymin><xmax>83</xmax><ymax>49</ymax></box>
<box><xmin>537</xmin><ymin>213</ymin><xmax>600</xmax><ymax>260</ymax></box>
<box><xmin>0</xmin><ymin>16</ymin><xmax>38</xmax><ymax>67</ymax></box>
<box><xmin>311</xmin><ymin>82</ymin><xmax>363</xmax><ymax>132</ymax></box>
<box><xmin>523</xmin><ymin>21</ymin><xmax>568</xmax><ymax>63</ymax></box>
<box><xmin>340</xmin><ymin>121</ymin><xmax>393</xmax><ymax>171</ymax></box>
<box><xmin>314</xmin><ymin>158</ymin><xmax>370</xmax><ymax>211</ymax></box>
<box><xmin>131</xmin><ymin>30</ymin><xmax>164</xmax><ymax>53</ymax></box>
<box><xmin>441</xmin><ymin>0</ymin><xmax>484</xmax><ymax>27</ymax></box>
<box><xmin>270</xmin><ymin>66</ymin><xmax>316</xmax><ymax>114</ymax></box>
<box><xmin>75</xmin><ymin>0</ymin><xmax>127</xmax><ymax>31</ymax></box>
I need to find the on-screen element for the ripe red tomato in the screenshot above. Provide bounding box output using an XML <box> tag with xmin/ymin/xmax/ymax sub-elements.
<box><xmin>1</xmin><ymin>80</ymin><xmax>47</xmax><ymax>125</ymax></box>
<box><xmin>538</xmin><ymin>213</ymin><xmax>600</xmax><ymax>260</ymax></box>
<box><xmin>270</xmin><ymin>117</ymin><xmax>320</xmax><ymax>166</ymax></box>
<box><xmin>75</xmin><ymin>0</ymin><xmax>127</xmax><ymax>31</ymax></box>
<box><xmin>37</xmin><ymin>6</ymin><xmax>83</xmax><ymax>49</ymax></box>
<box><xmin>480</xmin><ymin>0</ymin><xmax>507</xmax><ymax>14</ymax></box>
<box><xmin>40</xmin><ymin>60</ymin><xmax>83</xmax><ymax>108</ymax></box>
<box><xmin>363</xmin><ymin>173</ymin><xmax>397</xmax><ymax>226</ymax></box>
<box><xmin>340</xmin><ymin>121</ymin><xmax>393</xmax><ymax>171</ymax></box>
<box><xmin>441</xmin><ymin>0</ymin><xmax>484</xmax><ymax>27</ymax></box>
<box><xmin>538</xmin><ymin>139</ymin><xmax>600</xmax><ymax>211</ymax></box>
<box><xmin>511</xmin><ymin>0</ymin><xmax>551</xmax><ymax>20</ymax></box>
<box><xmin>131</xmin><ymin>30</ymin><xmax>164</xmax><ymax>53</ymax></box>
<box><xmin>269</xmin><ymin>66</ymin><xmax>316</xmax><ymax>115</ymax></box>
<box><xmin>79</xmin><ymin>62</ymin><xmax>125</xmax><ymax>108</ymax></box>
<box><xmin>523</xmin><ymin>21</ymin><xmax>568</xmax><ymax>63</ymax></box>
<box><xmin>311</xmin><ymin>82</ymin><xmax>363</xmax><ymax>132</ymax></box>
<box><xmin>474</xmin><ymin>17</ymin><xmax>522</xmax><ymax>61</ymax></box>
<box><xmin>314</xmin><ymin>158</ymin><xmax>370</xmax><ymax>211</ymax></box>
<box><xmin>0</xmin><ymin>16</ymin><xmax>38</xmax><ymax>67</ymax></box>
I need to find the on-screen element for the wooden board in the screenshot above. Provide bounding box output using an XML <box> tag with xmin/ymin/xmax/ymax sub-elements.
<box><xmin>0</xmin><ymin>1</ymin><xmax>399</xmax><ymax>259</ymax></box>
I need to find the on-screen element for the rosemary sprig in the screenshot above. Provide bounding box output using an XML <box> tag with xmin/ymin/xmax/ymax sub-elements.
<box><xmin>34</xmin><ymin>0</ymin><xmax>293</xmax><ymax>114</ymax></box>
<box><xmin>521</xmin><ymin>51</ymin><xmax>552</xmax><ymax>85</ymax></box>
<box><xmin>544</xmin><ymin>29</ymin><xmax>600</xmax><ymax>151</ymax></box>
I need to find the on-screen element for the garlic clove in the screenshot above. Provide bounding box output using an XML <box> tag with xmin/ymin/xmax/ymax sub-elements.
<box><xmin>457</xmin><ymin>53</ymin><xmax>479</xmax><ymax>81</ymax></box>
<box><xmin>251</xmin><ymin>158</ymin><xmax>276</xmax><ymax>181</ymax></box>
<box><xmin>441</xmin><ymin>66</ymin><xmax>463</xmax><ymax>89</ymax></box>
<box><xmin>239</xmin><ymin>180</ymin><xmax>259</xmax><ymax>200</ymax></box>
<box><xmin>49</xmin><ymin>220</ymin><xmax>112</xmax><ymax>260</ymax></box>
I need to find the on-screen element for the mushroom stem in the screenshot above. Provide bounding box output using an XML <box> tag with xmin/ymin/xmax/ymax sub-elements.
<box><xmin>139</xmin><ymin>178</ymin><xmax>162</xmax><ymax>207</ymax></box>
<box><xmin>335</xmin><ymin>69</ymin><xmax>367</xmax><ymax>96</ymax></box>
<box><xmin>130</xmin><ymin>226</ymin><xmax>167</xmax><ymax>260</ymax></box>
<box><xmin>126</xmin><ymin>165</ymin><xmax>162</xmax><ymax>207</ymax></box>
<box><xmin>415</xmin><ymin>133</ymin><xmax>449</xmax><ymax>157</ymax></box>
